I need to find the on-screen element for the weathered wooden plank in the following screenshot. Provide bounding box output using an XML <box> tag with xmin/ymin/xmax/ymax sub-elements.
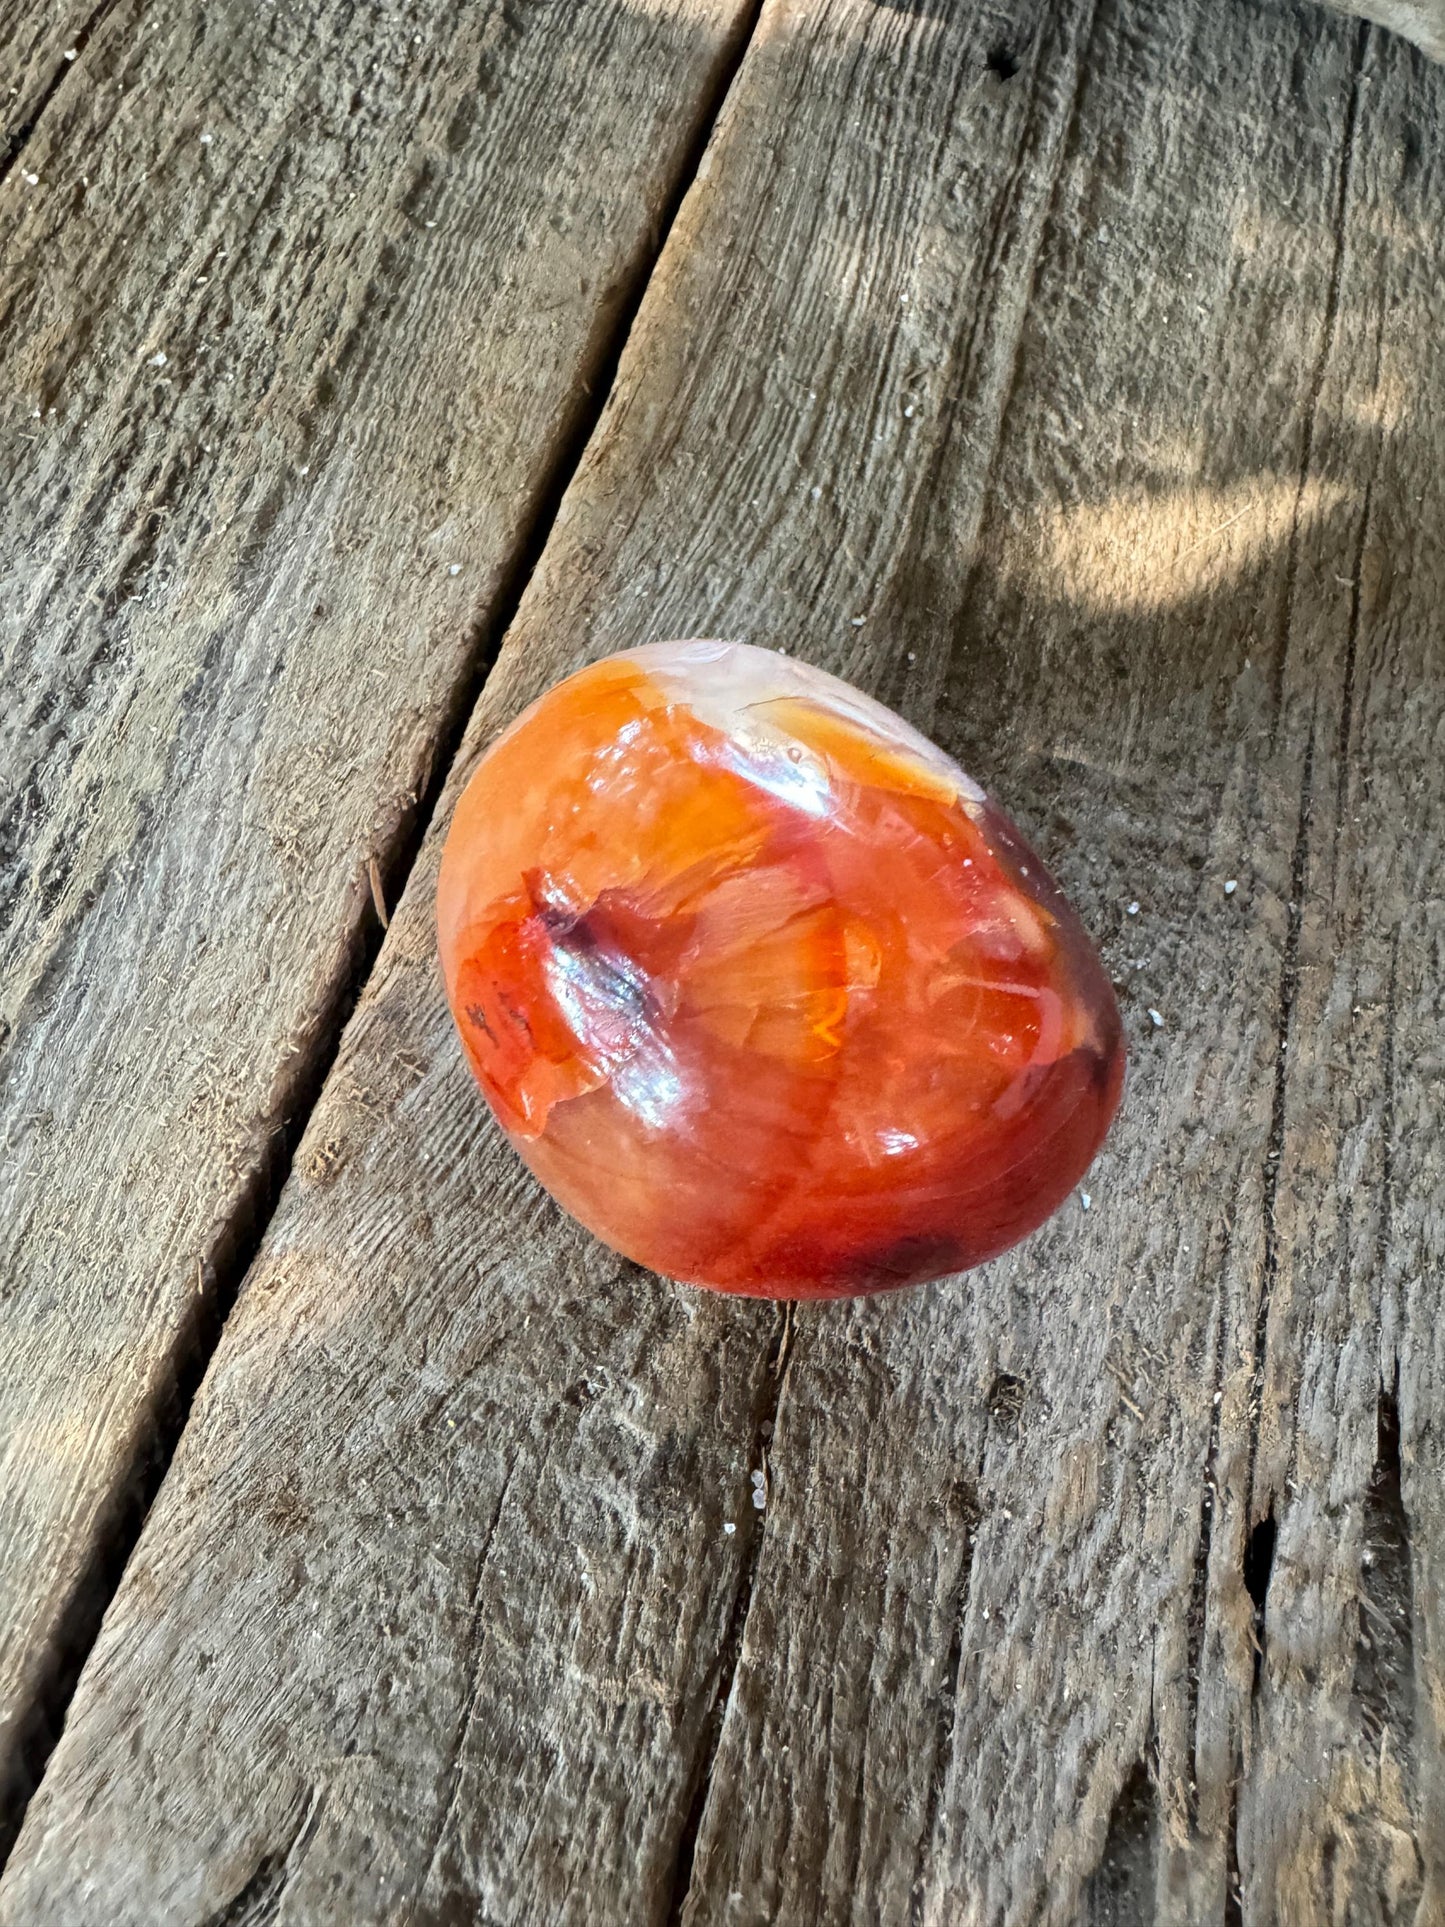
<box><xmin>1234</xmin><ymin>21</ymin><xmax>1445</xmax><ymax>1918</ymax></box>
<box><xmin>0</xmin><ymin>0</ymin><xmax>756</xmax><ymax>1858</ymax></box>
<box><xmin>897</xmin><ymin>13</ymin><xmax>1445</xmax><ymax>1921</ymax></box>
<box><xmin>4</xmin><ymin>2</ymin><xmax>1444</xmax><ymax>1925</ymax></box>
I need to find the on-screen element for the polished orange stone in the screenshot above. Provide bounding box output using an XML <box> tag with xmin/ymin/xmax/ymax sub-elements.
<box><xmin>437</xmin><ymin>642</ymin><xmax>1124</xmax><ymax>1297</ymax></box>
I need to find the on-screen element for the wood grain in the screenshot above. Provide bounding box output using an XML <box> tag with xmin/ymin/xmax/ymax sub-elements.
<box><xmin>1234</xmin><ymin>25</ymin><xmax>1445</xmax><ymax>1914</ymax></box>
<box><xmin>0</xmin><ymin>0</ymin><xmax>755</xmax><ymax>1859</ymax></box>
<box><xmin>4</xmin><ymin>0</ymin><xmax>1445</xmax><ymax>1923</ymax></box>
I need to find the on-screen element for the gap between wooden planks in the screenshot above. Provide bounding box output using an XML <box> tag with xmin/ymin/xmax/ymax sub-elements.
<box><xmin>0</xmin><ymin>0</ymin><xmax>761</xmax><ymax>1870</ymax></box>
<box><xmin>4</xmin><ymin>0</ymin><xmax>1444</xmax><ymax>1922</ymax></box>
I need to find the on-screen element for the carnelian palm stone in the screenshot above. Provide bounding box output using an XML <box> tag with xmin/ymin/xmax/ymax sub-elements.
<box><xmin>437</xmin><ymin>641</ymin><xmax>1123</xmax><ymax>1298</ymax></box>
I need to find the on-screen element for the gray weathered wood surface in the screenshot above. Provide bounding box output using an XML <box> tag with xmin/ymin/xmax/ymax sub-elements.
<box><xmin>0</xmin><ymin>0</ymin><xmax>755</xmax><ymax>1860</ymax></box>
<box><xmin>3</xmin><ymin>0</ymin><xmax>1443</xmax><ymax>1922</ymax></box>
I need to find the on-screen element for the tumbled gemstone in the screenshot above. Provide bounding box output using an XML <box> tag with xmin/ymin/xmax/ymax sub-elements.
<box><xmin>437</xmin><ymin>641</ymin><xmax>1124</xmax><ymax>1298</ymax></box>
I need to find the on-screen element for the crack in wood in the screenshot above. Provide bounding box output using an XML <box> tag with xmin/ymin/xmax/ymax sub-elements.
<box><xmin>1224</xmin><ymin>1784</ymin><xmax>1244</xmax><ymax>1927</ymax></box>
<box><xmin>1221</xmin><ymin>32</ymin><xmax>1371</xmax><ymax>1909</ymax></box>
<box><xmin>909</xmin><ymin>1479</ymin><xmax>981</xmax><ymax>1926</ymax></box>
<box><xmin>0</xmin><ymin>0</ymin><xmax>122</xmax><ymax>186</ymax></box>
<box><xmin>1184</xmin><ymin>1229</ymin><xmax>1231</xmax><ymax>1829</ymax></box>
<box><xmin>1242</xmin><ymin>1511</ymin><xmax>1278</xmax><ymax>1686</ymax></box>
<box><xmin>409</xmin><ymin>1459</ymin><xmax>519</xmax><ymax>1922</ymax></box>
<box><xmin>1219</xmin><ymin>723</ymin><xmax>1315</xmax><ymax>1907</ymax></box>
<box><xmin>661</xmin><ymin>1299</ymin><xmax>795</xmax><ymax>1927</ymax></box>
<box><xmin>1375</xmin><ymin>929</ymin><xmax>1399</xmax><ymax>1286</ymax></box>
<box><xmin>1367</xmin><ymin>1397</ymin><xmax>1425</xmax><ymax>1897</ymax></box>
<box><xmin>1268</xmin><ymin>16</ymin><xmax>1369</xmax><ymax>741</ymax></box>
<box><xmin>1250</xmin><ymin>2</ymin><xmax>1368</xmax><ymax>1418</ymax></box>
<box><xmin>0</xmin><ymin>0</ymin><xmax>769</xmax><ymax>1878</ymax></box>
<box><xmin>1353</xmin><ymin>1376</ymin><xmax>1419</xmax><ymax>1882</ymax></box>
<box><xmin>1333</xmin><ymin>477</ymin><xmax>1375</xmax><ymax>881</ymax></box>
<box><xmin>195</xmin><ymin>1783</ymin><xmax>323</xmax><ymax>1927</ymax></box>
<box><xmin>1251</xmin><ymin>719</ymin><xmax>1317</xmax><ymax>1522</ymax></box>
<box><xmin>1357</xmin><ymin>1380</ymin><xmax>1414</xmax><ymax>1685</ymax></box>
<box><xmin>837</xmin><ymin>1691</ymin><xmax>874</xmax><ymax>1922</ymax></box>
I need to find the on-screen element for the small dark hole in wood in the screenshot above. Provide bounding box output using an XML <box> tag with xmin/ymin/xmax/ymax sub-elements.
<box><xmin>986</xmin><ymin>45</ymin><xmax>1020</xmax><ymax>81</ymax></box>
<box><xmin>1353</xmin><ymin>1384</ymin><xmax>1417</xmax><ymax>1798</ymax></box>
<box><xmin>986</xmin><ymin>1371</ymin><xmax>1026</xmax><ymax>1429</ymax></box>
<box><xmin>1243</xmin><ymin>1513</ymin><xmax>1276</xmax><ymax>1613</ymax></box>
<box><xmin>1224</xmin><ymin>1861</ymin><xmax>1244</xmax><ymax>1927</ymax></box>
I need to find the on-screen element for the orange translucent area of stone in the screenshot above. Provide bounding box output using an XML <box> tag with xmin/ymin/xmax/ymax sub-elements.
<box><xmin>437</xmin><ymin>643</ymin><xmax>1124</xmax><ymax>1297</ymax></box>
